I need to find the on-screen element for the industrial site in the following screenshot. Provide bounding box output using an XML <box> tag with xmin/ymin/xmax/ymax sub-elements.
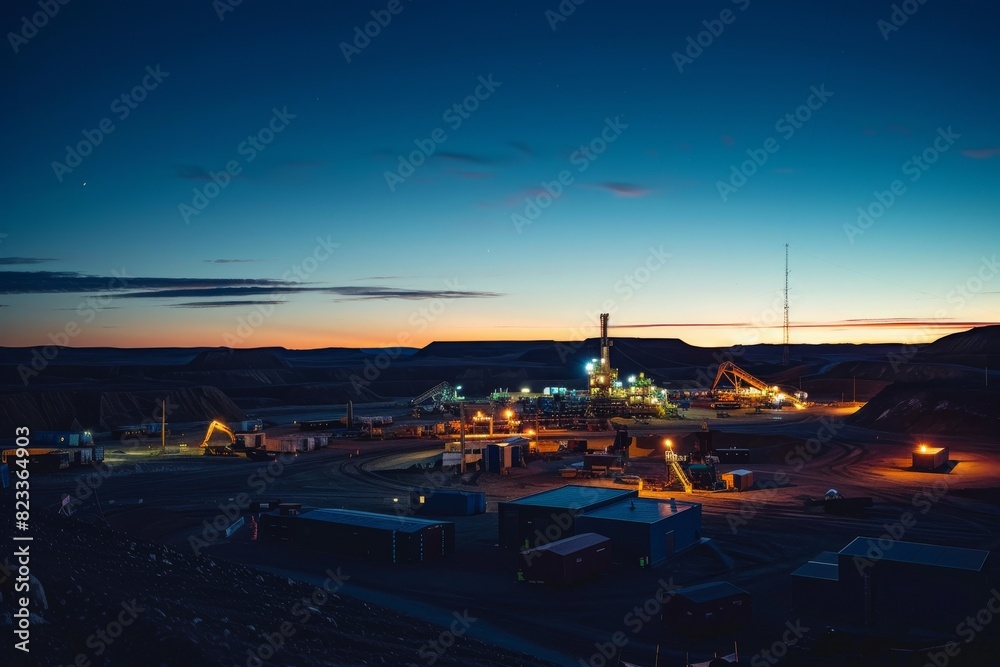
<box><xmin>2</xmin><ymin>318</ymin><xmax>999</xmax><ymax>666</ymax></box>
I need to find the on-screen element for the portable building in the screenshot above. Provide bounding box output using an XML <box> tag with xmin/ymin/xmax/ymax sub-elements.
<box><xmin>576</xmin><ymin>497</ymin><xmax>702</xmax><ymax>566</ymax></box>
<box><xmin>35</xmin><ymin>431</ymin><xmax>85</xmax><ymax>447</ymax></box>
<box><xmin>71</xmin><ymin>447</ymin><xmax>93</xmax><ymax>466</ymax></box>
<box><xmin>236</xmin><ymin>432</ymin><xmax>267</xmax><ymax>450</ymax></box>
<box><xmin>662</xmin><ymin>582</ymin><xmax>752</xmax><ymax>634</ymax></box>
<box><xmin>498</xmin><ymin>485</ymin><xmax>638</xmax><ymax>549</ymax></box>
<box><xmin>31</xmin><ymin>450</ymin><xmax>71</xmax><ymax>472</ymax></box>
<box><xmin>520</xmin><ymin>533</ymin><xmax>612</xmax><ymax>586</ymax></box>
<box><xmin>721</xmin><ymin>469</ymin><xmax>754</xmax><ymax>492</ymax></box>
<box><xmin>583</xmin><ymin>454</ymin><xmax>622</xmax><ymax>472</ymax></box>
<box><xmin>912</xmin><ymin>446</ymin><xmax>948</xmax><ymax>471</ymax></box>
<box><xmin>261</xmin><ymin>508</ymin><xmax>455</xmax><ymax>564</ymax></box>
<box><xmin>411</xmin><ymin>489</ymin><xmax>487</xmax><ymax>516</ymax></box>
<box><xmin>790</xmin><ymin>551</ymin><xmax>843</xmax><ymax>615</ymax></box>
<box><xmin>835</xmin><ymin>537</ymin><xmax>990</xmax><ymax>632</ymax></box>
<box><xmin>264</xmin><ymin>437</ymin><xmax>297</xmax><ymax>453</ymax></box>
<box><xmin>485</xmin><ymin>443</ymin><xmax>513</xmax><ymax>473</ymax></box>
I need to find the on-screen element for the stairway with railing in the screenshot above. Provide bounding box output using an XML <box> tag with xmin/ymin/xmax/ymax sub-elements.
<box><xmin>666</xmin><ymin>452</ymin><xmax>693</xmax><ymax>494</ymax></box>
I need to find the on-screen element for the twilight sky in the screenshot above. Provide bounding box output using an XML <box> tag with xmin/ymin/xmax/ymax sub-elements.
<box><xmin>2</xmin><ymin>0</ymin><xmax>999</xmax><ymax>349</ymax></box>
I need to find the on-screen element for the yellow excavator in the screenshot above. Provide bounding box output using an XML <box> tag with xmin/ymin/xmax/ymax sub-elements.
<box><xmin>201</xmin><ymin>420</ymin><xmax>239</xmax><ymax>456</ymax></box>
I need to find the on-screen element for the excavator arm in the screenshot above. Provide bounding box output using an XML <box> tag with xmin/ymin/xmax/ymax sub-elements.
<box><xmin>201</xmin><ymin>420</ymin><xmax>236</xmax><ymax>448</ymax></box>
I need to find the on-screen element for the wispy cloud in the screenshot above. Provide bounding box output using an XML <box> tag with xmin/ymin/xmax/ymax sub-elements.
<box><xmin>0</xmin><ymin>270</ymin><xmax>502</xmax><ymax>302</ymax></box>
<box><xmin>328</xmin><ymin>286</ymin><xmax>501</xmax><ymax>301</ymax></box>
<box><xmin>591</xmin><ymin>182</ymin><xmax>653</xmax><ymax>198</ymax></box>
<box><xmin>204</xmin><ymin>259</ymin><xmax>263</xmax><ymax>264</ymax></box>
<box><xmin>170</xmin><ymin>299</ymin><xmax>288</xmax><ymax>308</ymax></box>
<box><xmin>436</xmin><ymin>151</ymin><xmax>499</xmax><ymax>165</ymax></box>
<box><xmin>961</xmin><ymin>147</ymin><xmax>1000</xmax><ymax>160</ymax></box>
<box><xmin>0</xmin><ymin>257</ymin><xmax>58</xmax><ymax>265</ymax></box>
<box><xmin>0</xmin><ymin>271</ymin><xmax>285</xmax><ymax>294</ymax></box>
<box><xmin>508</xmin><ymin>141</ymin><xmax>534</xmax><ymax>157</ymax></box>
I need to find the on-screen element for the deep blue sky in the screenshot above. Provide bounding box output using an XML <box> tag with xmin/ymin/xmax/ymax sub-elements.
<box><xmin>2</xmin><ymin>0</ymin><xmax>999</xmax><ymax>348</ymax></box>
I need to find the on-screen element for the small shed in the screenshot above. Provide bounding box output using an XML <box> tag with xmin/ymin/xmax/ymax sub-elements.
<box><xmin>261</xmin><ymin>508</ymin><xmax>455</xmax><ymax>564</ymax></box>
<box><xmin>411</xmin><ymin>489</ymin><xmax>487</xmax><ymax>516</ymax></box>
<box><xmin>721</xmin><ymin>469</ymin><xmax>754</xmax><ymax>492</ymax></box>
<box><xmin>520</xmin><ymin>532</ymin><xmax>612</xmax><ymax>586</ymax></box>
<box><xmin>912</xmin><ymin>446</ymin><xmax>948</xmax><ymax>471</ymax></box>
<box><xmin>662</xmin><ymin>582</ymin><xmax>752</xmax><ymax>634</ymax></box>
<box><xmin>790</xmin><ymin>551</ymin><xmax>842</xmax><ymax>614</ymax></box>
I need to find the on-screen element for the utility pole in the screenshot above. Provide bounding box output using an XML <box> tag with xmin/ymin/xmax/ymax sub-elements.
<box><xmin>783</xmin><ymin>243</ymin><xmax>790</xmax><ymax>366</ymax></box>
<box><xmin>459</xmin><ymin>401</ymin><xmax>466</xmax><ymax>474</ymax></box>
<box><xmin>160</xmin><ymin>399</ymin><xmax>166</xmax><ymax>454</ymax></box>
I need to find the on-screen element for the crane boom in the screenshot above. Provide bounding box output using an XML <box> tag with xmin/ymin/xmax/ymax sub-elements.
<box><xmin>711</xmin><ymin>361</ymin><xmax>771</xmax><ymax>394</ymax></box>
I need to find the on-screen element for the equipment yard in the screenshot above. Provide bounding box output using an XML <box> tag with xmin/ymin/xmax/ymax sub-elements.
<box><xmin>23</xmin><ymin>403</ymin><xmax>1000</xmax><ymax>666</ymax></box>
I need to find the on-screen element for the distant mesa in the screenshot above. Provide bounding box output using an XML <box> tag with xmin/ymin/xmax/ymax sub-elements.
<box><xmin>186</xmin><ymin>347</ymin><xmax>291</xmax><ymax>370</ymax></box>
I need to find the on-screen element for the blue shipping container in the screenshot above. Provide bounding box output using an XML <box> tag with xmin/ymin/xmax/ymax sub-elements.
<box><xmin>412</xmin><ymin>489</ymin><xmax>486</xmax><ymax>516</ymax></box>
<box><xmin>0</xmin><ymin>463</ymin><xmax>8</xmax><ymax>489</ymax></box>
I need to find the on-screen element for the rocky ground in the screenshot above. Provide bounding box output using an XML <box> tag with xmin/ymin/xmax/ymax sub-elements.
<box><xmin>0</xmin><ymin>495</ymin><xmax>554</xmax><ymax>667</ymax></box>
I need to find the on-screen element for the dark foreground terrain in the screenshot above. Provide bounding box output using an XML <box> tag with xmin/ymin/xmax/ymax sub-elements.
<box><xmin>0</xmin><ymin>497</ymin><xmax>552</xmax><ymax>667</ymax></box>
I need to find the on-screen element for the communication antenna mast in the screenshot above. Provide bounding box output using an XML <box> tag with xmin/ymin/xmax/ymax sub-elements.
<box><xmin>783</xmin><ymin>244</ymin><xmax>790</xmax><ymax>366</ymax></box>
